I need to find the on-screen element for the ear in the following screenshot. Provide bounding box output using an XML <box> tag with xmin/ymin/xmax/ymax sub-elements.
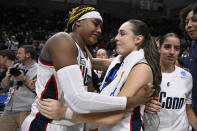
<box><xmin>75</xmin><ymin>21</ymin><xmax>81</xmax><ymax>27</ymax></box>
<box><xmin>26</xmin><ymin>52</ymin><xmax>31</xmax><ymax>58</ymax></box>
<box><xmin>135</xmin><ymin>35</ymin><xmax>143</xmax><ymax>45</ymax></box>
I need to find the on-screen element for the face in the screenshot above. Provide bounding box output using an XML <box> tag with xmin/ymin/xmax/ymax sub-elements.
<box><xmin>96</xmin><ymin>49</ymin><xmax>108</xmax><ymax>59</ymax></box>
<box><xmin>185</xmin><ymin>10</ymin><xmax>197</xmax><ymax>40</ymax></box>
<box><xmin>159</xmin><ymin>36</ymin><xmax>180</xmax><ymax>66</ymax></box>
<box><xmin>16</xmin><ymin>48</ymin><xmax>26</xmax><ymax>63</ymax></box>
<box><xmin>78</xmin><ymin>18</ymin><xmax>102</xmax><ymax>45</ymax></box>
<box><xmin>0</xmin><ymin>55</ymin><xmax>7</xmax><ymax>66</ymax></box>
<box><xmin>115</xmin><ymin>22</ymin><xmax>139</xmax><ymax>56</ymax></box>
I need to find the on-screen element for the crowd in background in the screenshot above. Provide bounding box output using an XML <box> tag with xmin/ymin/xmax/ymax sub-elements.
<box><xmin>0</xmin><ymin>4</ymin><xmax>196</xmax><ymax>131</ymax></box>
<box><xmin>0</xmin><ymin>6</ymin><xmax>186</xmax><ymax>58</ymax></box>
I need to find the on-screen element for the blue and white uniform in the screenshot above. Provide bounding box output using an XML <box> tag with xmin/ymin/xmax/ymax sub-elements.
<box><xmin>98</xmin><ymin>49</ymin><xmax>146</xmax><ymax>131</ymax></box>
<box><xmin>157</xmin><ymin>66</ymin><xmax>192</xmax><ymax>131</ymax></box>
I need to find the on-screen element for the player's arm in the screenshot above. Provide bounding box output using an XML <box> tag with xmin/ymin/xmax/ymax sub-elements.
<box><xmin>91</xmin><ymin>58</ymin><xmax>113</xmax><ymax>71</ymax></box>
<box><xmin>85</xmin><ymin>46</ymin><xmax>113</xmax><ymax>71</ymax></box>
<box><xmin>48</xmin><ymin>32</ymin><xmax>127</xmax><ymax>114</ymax></box>
<box><xmin>38</xmin><ymin>64</ymin><xmax>153</xmax><ymax>125</ymax></box>
<box><xmin>186</xmin><ymin>104</ymin><xmax>197</xmax><ymax>130</ymax></box>
<box><xmin>70</xmin><ymin>64</ymin><xmax>153</xmax><ymax>125</ymax></box>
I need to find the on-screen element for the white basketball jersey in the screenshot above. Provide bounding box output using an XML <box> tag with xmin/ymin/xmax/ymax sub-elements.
<box><xmin>31</xmin><ymin>42</ymin><xmax>92</xmax><ymax>126</ymax></box>
<box><xmin>157</xmin><ymin>66</ymin><xmax>192</xmax><ymax>131</ymax></box>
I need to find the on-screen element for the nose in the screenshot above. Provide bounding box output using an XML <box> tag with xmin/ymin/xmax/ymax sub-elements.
<box><xmin>187</xmin><ymin>20</ymin><xmax>193</xmax><ymax>28</ymax></box>
<box><xmin>169</xmin><ymin>48</ymin><xmax>175</xmax><ymax>55</ymax></box>
<box><xmin>115</xmin><ymin>34</ymin><xmax>119</xmax><ymax>41</ymax></box>
<box><xmin>97</xmin><ymin>26</ymin><xmax>101</xmax><ymax>35</ymax></box>
<box><xmin>16</xmin><ymin>54</ymin><xmax>19</xmax><ymax>59</ymax></box>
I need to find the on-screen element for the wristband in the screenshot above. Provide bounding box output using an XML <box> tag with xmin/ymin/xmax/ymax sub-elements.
<box><xmin>65</xmin><ymin>107</ymin><xmax>73</xmax><ymax>120</ymax></box>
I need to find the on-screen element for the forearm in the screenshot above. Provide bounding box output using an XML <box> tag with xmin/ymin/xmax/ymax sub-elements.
<box><xmin>186</xmin><ymin>104</ymin><xmax>197</xmax><ymax>130</ymax></box>
<box><xmin>92</xmin><ymin>58</ymin><xmax>113</xmax><ymax>71</ymax></box>
<box><xmin>72</xmin><ymin>110</ymin><xmax>127</xmax><ymax>125</ymax></box>
<box><xmin>58</xmin><ymin>65</ymin><xmax>126</xmax><ymax>114</ymax></box>
<box><xmin>2</xmin><ymin>76</ymin><xmax>11</xmax><ymax>87</ymax></box>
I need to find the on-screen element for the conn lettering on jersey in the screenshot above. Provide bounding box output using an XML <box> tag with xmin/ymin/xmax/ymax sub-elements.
<box><xmin>159</xmin><ymin>92</ymin><xmax>184</xmax><ymax>109</ymax></box>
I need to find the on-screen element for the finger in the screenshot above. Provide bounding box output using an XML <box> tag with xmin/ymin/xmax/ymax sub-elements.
<box><xmin>43</xmin><ymin>98</ymin><xmax>56</xmax><ymax>102</ymax></box>
<box><xmin>39</xmin><ymin>109</ymin><xmax>52</xmax><ymax>119</ymax></box>
<box><xmin>151</xmin><ymin>100</ymin><xmax>162</xmax><ymax>106</ymax></box>
<box><xmin>146</xmin><ymin>100</ymin><xmax>162</xmax><ymax>110</ymax></box>
<box><xmin>145</xmin><ymin>110</ymin><xmax>157</xmax><ymax>114</ymax></box>
<box><xmin>150</xmin><ymin>104</ymin><xmax>162</xmax><ymax>111</ymax></box>
<box><xmin>37</xmin><ymin>102</ymin><xmax>50</xmax><ymax>115</ymax></box>
<box><xmin>37</xmin><ymin>100</ymin><xmax>51</xmax><ymax>112</ymax></box>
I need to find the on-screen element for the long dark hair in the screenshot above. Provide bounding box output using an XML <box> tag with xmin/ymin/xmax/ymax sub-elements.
<box><xmin>179</xmin><ymin>3</ymin><xmax>197</xmax><ymax>45</ymax></box>
<box><xmin>128</xmin><ymin>19</ymin><xmax>162</xmax><ymax>96</ymax></box>
<box><xmin>159</xmin><ymin>33</ymin><xmax>180</xmax><ymax>47</ymax></box>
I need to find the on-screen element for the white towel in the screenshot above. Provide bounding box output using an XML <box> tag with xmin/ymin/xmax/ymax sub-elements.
<box><xmin>100</xmin><ymin>49</ymin><xmax>146</xmax><ymax>96</ymax></box>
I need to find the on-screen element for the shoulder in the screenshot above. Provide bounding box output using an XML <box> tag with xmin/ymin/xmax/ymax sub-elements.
<box><xmin>176</xmin><ymin>66</ymin><xmax>192</xmax><ymax>77</ymax></box>
<box><xmin>132</xmin><ymin>63</ymin><xmax>152</xmax><ymax>74</ymax></box>
<box><xmin>47</xmin><ymin>32</ymin><xmax>78</xmax><ymax>56</ymax></box>
<box><xmin>48</xmin><ymin>32</ymin><xmax>74</xmax><ymax>47</ymax></box>
<box><xmin>175</xmin><ymin>66</ymin><xmax>193</xmax><ymax>81</ymax></box>
<box><xmin>128</xmin><ymin>63</ymin><xmax>153</xmax><ymax>83</ymax></box>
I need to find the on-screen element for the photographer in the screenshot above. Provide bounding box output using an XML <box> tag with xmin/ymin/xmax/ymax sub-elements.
<box><xmin>0</xmin><ymin>49</ymin><xmax>16</xmax><ymax>94</ymax></box>
<box><xmin>0</xmin><ymin>45</ymin><xmax>38</xmax><ymax>131</ymax></box>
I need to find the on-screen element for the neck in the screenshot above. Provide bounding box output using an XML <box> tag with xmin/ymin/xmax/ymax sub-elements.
<box><xmin>70</xmin><ymin>32</ymin><xmax>86</xmax><ymax>50</ymax></box>
<box><xmin>160</xmin><ymin>61</ymin><xmax>175</xmax><ymax>73</ymax></box>
<box><xmin>23</xmin><ymin>59</ymin><xmax>34</xmax><ymax>67</ymax></box>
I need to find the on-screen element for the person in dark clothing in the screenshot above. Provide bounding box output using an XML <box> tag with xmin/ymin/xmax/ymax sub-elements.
<box><xmin>179</xmin><ymin>3</ymin><xmax>197</xmax><ymax>130</ymax></box>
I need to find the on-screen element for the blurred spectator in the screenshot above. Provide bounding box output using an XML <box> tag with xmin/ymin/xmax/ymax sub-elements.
<box><xmin>179</xmin><ymin>4</ymin><xmax>197</xmax><ymax>131</ymax></box>
<box><xmin>5</xmin><ymin>35</ymin><xmax>19</xmax><ymax>52</ymax></box>
<box><xmin>0</xmin><ymin>45</ymin><xmax>37</xmax><ymax>131</ymax></box>
<box><xmin>0</xmin><ymin>49</ymin><xmax>16</xmax><ymax>83</ymax></box>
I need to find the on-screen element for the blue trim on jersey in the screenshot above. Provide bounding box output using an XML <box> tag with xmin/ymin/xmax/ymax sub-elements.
<box><xmin>130</xmin><ymin>107</ymin><xmax>142</xmax><ymax>131</ymax></box>
<box><xmin>100</xmin><ymin>63</ymin><xmax>121</xmax><ymax>92</ymax></box>
<box><xmin>39</xmin><ymin>57</ymin><xmax>53</xmax><ymax>66</ymax></box>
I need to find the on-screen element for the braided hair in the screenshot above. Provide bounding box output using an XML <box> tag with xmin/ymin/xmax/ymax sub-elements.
<box><xmin>66</xmin><ymin>5</ymin><xmax>97</xmax><ymax>33</ymax></box>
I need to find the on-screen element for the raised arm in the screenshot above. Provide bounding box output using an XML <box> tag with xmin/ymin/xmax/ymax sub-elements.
<box><xmin>91</xmin><ymin>58</ymin><xmax>113</xmax><ymax>71</ymax></box>
<box><xmin>48</xmin><ymin>32</ymin><xmax>127</xmax><ymax>114</ymax></box>
<box><xmin>84</xmin><ymin>46</ymin><xmax>113</xmax><ymax>71</ymax></box>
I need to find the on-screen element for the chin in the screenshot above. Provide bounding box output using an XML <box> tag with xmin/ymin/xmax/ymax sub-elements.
<box><xmin>190</xmin><ymin>36</ymin><xmax>197</xmax><ymax>40</ymax></box>
<box><xmin>88</xmin><ymin>39</ymin><xmax>97</xmax><ymax>45</ymax></box>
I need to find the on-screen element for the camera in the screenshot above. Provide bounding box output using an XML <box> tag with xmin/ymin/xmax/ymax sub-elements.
<box><xmin>9</xmin><ymin>67</ymin><xmax>22</xmax><ymax>76</ymax></box>
<box><xmin>9</xmin><ymin>64</ymin><xmax>28</xmax><ymax>77</ymax></box>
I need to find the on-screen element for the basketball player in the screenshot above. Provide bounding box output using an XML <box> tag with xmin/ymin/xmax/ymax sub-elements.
<box><xmin>37</xmin><ymin>19</ymin><xmax>162</xmax><ymax>131</ymax></box>
<box><xmin>145</xmin><ymin>33</ymin><xmax>197</xmax><ymax>131</ymax></box>
<box><xmin>21</xmin><ymin>5</ymin><xmax>154</xmax><ymax>131</ymax></box>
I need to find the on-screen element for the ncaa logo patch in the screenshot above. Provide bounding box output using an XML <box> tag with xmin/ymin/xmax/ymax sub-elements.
<box><xmin>181</xmin><ymin>71</ymin><xmax>186</xmax><ymax>77</ymax></box>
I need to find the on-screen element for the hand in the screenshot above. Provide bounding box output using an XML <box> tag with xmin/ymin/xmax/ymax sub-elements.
<box><xmin>137</xmin><ymin>83</ymin><xmax>155</xmax><ymax>104</ymax></box>
<box><xmin>27</xmin><ymin>79</ymin><xmax>36</xmax><ymax>90</ymax></box>
<box><xmin>145</xmin><ymin>97</ymin><xmax>162</xmax><ymax>114</ymax></box>
<box><xmin>5</xmin><ymin>67</ymin><xmax>12</xmax><ymax>78</ymax></box>
<box><xmin>126</xmin><ymin>83</ymin><xmax>154</xmax><ymax>109</ymax></box>
<box><xmin>37</xmin><ymin>99</ymin><xmax>67</xmax><ymax>120</ymax></box>
<box><xmin>12</xmin><ymin>70</ymin><xmax>25</xmax><ymax>81</ymax></box>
